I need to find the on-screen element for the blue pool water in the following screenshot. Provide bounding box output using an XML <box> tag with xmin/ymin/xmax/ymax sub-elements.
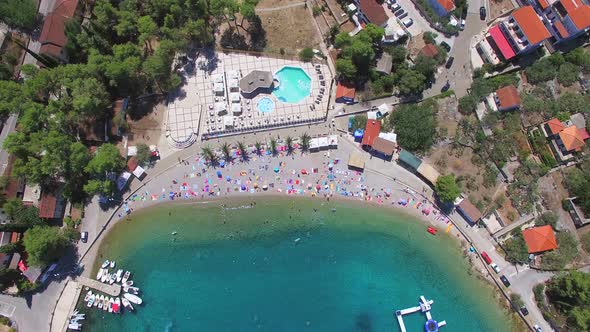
<box><xmin>273</xmin><ymin>66</ymin><xmax>311</xmax><ymax>103</ymax></box>
<box><xmin>257</xmin><ymin>97</ymin><xmax>275</xmax><ymax>113</ymax></box>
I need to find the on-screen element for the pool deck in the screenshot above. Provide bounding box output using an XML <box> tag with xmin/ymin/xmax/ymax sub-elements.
<box><xmin>165</xmin><ymin>51</ymin><xmax>332</xmax><ymax>146</ymax></box>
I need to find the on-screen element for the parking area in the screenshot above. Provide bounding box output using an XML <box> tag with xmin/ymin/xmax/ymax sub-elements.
<box><xmin>0</xmin><ymin>301</ymin><xmax>16</xmax><ymax>317</ymax></box>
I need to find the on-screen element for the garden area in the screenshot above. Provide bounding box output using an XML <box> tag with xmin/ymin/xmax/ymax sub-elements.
<box><xmin>528</xmin><ymin>128</ymin><xmax>557</xmax><ymax>168</ymax></box>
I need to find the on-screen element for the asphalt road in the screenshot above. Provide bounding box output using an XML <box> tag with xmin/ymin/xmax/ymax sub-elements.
<box><xmin>0</xmin><ymin>113</ymin><xmax>18</xmax><ymax>175</ymax></box>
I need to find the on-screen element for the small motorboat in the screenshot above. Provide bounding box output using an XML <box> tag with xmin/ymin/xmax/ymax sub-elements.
<box><xmin>101</xmin><ymin>260</ymin><xmax>110</xmax><ymax>269</ymax></box>
<box><xmin>84</xmin><ymin>290</ymin><xmax>93</xmax><ymax>302</ymax></box>
<box><xmin>108</xmin><ymin>297</ymin><xmax>114</xmax><ymax>313</ymax></box>
<box><xmin>122</xmin><ymin>280</ymin><xmax>134</xmax><ymax>287</ymax></box>
<box><xmin>115</xmin><ymin>269</ymin><xmax>124</xmax><ymax>283</ymax></box>
<box><xmin>114</xmin><ymin>297</ymin><xmax>121</xmax><ymax>314</ymax></box>
<box><xmin>96</xmin><ymin>268</ymin><xmax>103</xmax><ymax>280</ymax></box>
<box><xmin>101</xmin><ymin>272</ymin><xmax>109</xmax><ymax>283</ymax></box>
<box><xmin>109</xmin><ymin>274</ymin><xmax>116</xmax><ymax>285</ymax></box>
<box><xmin>427</xmin><ymin>227</ymin><xmax>437</xmax><ymax>235</ymax></box>
<box><xmin>86</xmin><ymin>294</ymin><xmax>95</xmax><ymax>308</ymax></box>
<box><xmin>110</xmin><ymin>261</ymin><xmax>116</xmax><ymax>269</ymax></box>
<box><xmin>123</xmin><ymin>293</ymin><xmax>143</xmax><ymax>305</ymax></box>
<box><xmin>122</xmin><ymin>298</ymin><xmax>134</xmax><ymax>311</ymax></box>
<box><xmin>122</xmin><ymin>271</ymin><xmax>131</xmax><ymax>283</ymax></box>
<box><xmin>94</xmin><ymin>295</ymin><xmax>100</xmax><ymax>307</ymax></box>
<box><xmin>97</xmin><ymin>295</ymin><xmax>104</xmax><ymax>310</ymax></box>
<box><xmin>124</xmin><ymin>286</ymin><xmax>140</xmax><ymax>294</ymax></box>
<box><xmin>68</xmin><ymin>322</ymin><xmax>82</xmax><ymax>330</ymax></box>
<box><xmin>102</xmin><ymin>297</ymin><xmax>108</xmax><ymax>312</ymax></box>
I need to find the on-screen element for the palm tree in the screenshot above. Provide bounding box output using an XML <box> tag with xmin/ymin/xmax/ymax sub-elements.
<box><xmin>221</xmin><ymin>142</ymin><xmax>232</xmax><ymax>161</ymax></box>
<box><xmin>254</xmin><ymin>141</ymin><xmax>262</xmax><ymax>156</ymax></box>
<box><xmin>237</xmin><ymin>141</ymin><xmax>248</xmax><ymax>161</ymax></box>
<box><xmin>285</xmin><ymin>136</ymin><xmax>293</xmax><ymax>155</ymax></box>
<box><xmin>301</xmin><ymin>133</ymin><xmax>311</xmax><ymax>152</ymax></box>
<box><xmin>201</xmin><ymin>146</ymin><xmax>217</xmax><ymax>165</ymax></box>
<box><xmin>269</xmin><ymin>138</ymin><xmax>278</xmax><ymax>156</ymax></box>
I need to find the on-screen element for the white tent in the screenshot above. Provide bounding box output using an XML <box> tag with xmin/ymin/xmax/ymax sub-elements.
<box><xmin>215</xmin><ymin>102</ymin><xmax>227</xmax><ymax>115</ymax></box>
<box><xmin>227</xmin><ymin>71</ymin><xmax>239</xmax><ymax>80</ymax></box>
<box><xmin>223</xmin><ymin>115</ymin><xmax>235</xmax><ymax>127</ymax></box>
<box><xmin>212</xmin><ymin>73</ymin><xmax>224</xmax><ymax>83</ymax></box>
<box><xmin>378</xmin><ymin>132</ymin><xmax>397</xmax><ymax>143</ymax></box>
<box><xmin>328</xmin><ymin>135</ymin><xmax>338</xmax><ymax>148</ymax></box>
<box><xmin>132</xmin><ymin>165</ymin><xmax>145</xmax><ymax>179</ymax></box>
<box><xmin>309</xmin><ymin>138</ymin><xmax>320</xmax><ymax>151</ymax></box>
<box><xmin>230</xmin><ymin>92</ymin><xmax>241</xmax><ymax>103</ymax></box>
<box><xmin>228</xmin><ymin>78</ymin><xmax>239</xmax><ymax>90</ymax></box>
<box><xmin>318</xmin><ymin>137</ymin><xmax>329</xmax><ymax>149</ymax></box>
<box><xmin>231</xmin><ymin>103</ymin><xmax>242</xmax><ymax>115</ymax></box>
<box><xmin>367</xmin><ymin>111</ymin><xmax>378</xmax><ymax>120</ymax></box>
<box><xmin>127</xmin><ymin>146</ymin><xmax>137</xmax><ymax>157</ymax></box>
<box><xmin>377</xmin><ymin>103</ymin><xmax>391</xmax><ymax>115</ymax></box>
<box><xmin>213</xmin><ymin>82</ymin><xmax>224</xmax><ymax>94</ymax></box>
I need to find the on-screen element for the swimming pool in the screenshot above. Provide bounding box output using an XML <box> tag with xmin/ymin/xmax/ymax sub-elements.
<box><xmin>257</xmin><ymin>97</ymin><xmax>275</xmax><ymax>113</ymax></box>
<box><xmin>273</xmin><ymin>66</ymin><xmax>311</xmax><ymax>103</ymax></box>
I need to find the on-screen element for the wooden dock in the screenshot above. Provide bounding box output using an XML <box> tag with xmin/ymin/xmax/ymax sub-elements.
<box><xmin>78</xmin><ymin>276</ymin><xmax>121</xmax><ymax>296</ymax></box>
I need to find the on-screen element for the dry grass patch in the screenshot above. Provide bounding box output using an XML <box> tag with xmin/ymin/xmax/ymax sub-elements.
<box><xmin>257</xmin><ymin>6</ymin><xmax>321</xmax><ymax>55</ymax></box>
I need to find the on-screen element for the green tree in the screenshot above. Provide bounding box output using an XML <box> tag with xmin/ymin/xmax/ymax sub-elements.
<box><xmin>349</xmin><ymin>38</ymin><xmax>374</xmax><ymax>74</ymax></box>
<box><xmin>565</xmin><ymin>47</ymin><xmax>590</xmax><ymax>73</ymax></box>
<box><xmin>285</xmin><ymin>136</ymin><xmax>293</xmax><ymax>155</ymax></box>
<box><xmin>137</xmin><ymin>16</ymin><xmax>158</xmax><ymax>52</ymax></box>
<box><xmin>0</xmin><ymin>0</ymin><xmax>37</xmax><ymax>30</ymax></box>
<box><xmin>298</xmin><ymin>48</ymin><xmax>314</xmax><ymax>62</ymax></box>
<box><xmin>237</xmin><ymin>141</ymin><xmax>248</xmax><ymax>161</ymax></box>
<box><xmin>85</xmin><ymin>144</ymin><xmax>124</xmax><ymax>176</ymax></box>
<box><xmin>554</xmin><ymin>93</ymin><xmax>590</xmax><ymax>115</ymax></box>
<box><xmin>334</xmin><ymin>32</ymin><xmax>352</xmax><ymax>49</ymax></box>
<box><xmin>385</xmin><ymin>45</ymin><xmax>407</xmax><ymax>64</ymax></box>
<box><xmin>458</xmin><ymin>95</ymin><xmax>477</xmax><ymax>114</ymax></box>
<box><xmin>435</xmin><ymin>174</ymin><xmax>461</xmax><ymax>203</ymax></box>
<box><xmin>14</xmin><ymin>206</ymin><xmax>43</xmax><ymax>226</ymax></box>
<box><xmin>201</xmin><ymin>146</ymin><xmax>217</xmax><ymax>164</ymax></box>
<box><xmin>503</xmin><ymin>231</ymin><xmax>530</xmax><ymax>264</ymax></box>
<box><xmin>269</xmin><ymin>138</ymin><xmax>278</xmax><ymax>156</ymax></box>
<box><xmin>2</xmin><ymin>199</ymin><xmax>23</xmax><ymax>220</ymax></box>
<box><xmin>300</xmin><ymin>133</ymin><xmax>311</xmax><ymax>152</ymax></box>
<box><xmin>557</xmin><ymin>62</ymin><xmax>580</xmax><ymax>87</ymax></box>
<box><xmin>413</xmin><ymin>55</ymin><xmax>438</xmax><ymax>79</ymax></box>
<box><xmin>135</xmin><ymin>143</ymin><xmax>152</xmax><ymax>165</ymax></box>
<box><xmin>535</xmin><ymin>211</ymin><xmax>558</xmax><ymax>229</ymax></box>
<box><xmin>350</xmin><ymin>114</ymin><xmax>367</xmax><ymax>132</ymax></box>
<box><xmin>254</xmin><ymin>142</ymin><xmax>262</xmax><ymax>156</ymax></box>
<box><xmin>394</xmin><ymin>69</ymin><xmax>426</xmax><ymax>96</ymax></box>
<box><xmin>336</xmin><ymin>58</ymin><xmax>357</xmax><ymax>80</ymax></box>
<box><xmin>541</xmin><ymin>231</ymin><xmax>578</xmax><ymax>270</ymax></box>
<box><xmin>363</xmin><ymin>24</ymin><xmax>385</xmax><ymax>43</ymax></box>
<box><xmin>23</xmin><ymin>226</ymin><xmax>70</xmax><ymax>267</ymax></box>
<box><xmin>390</xmin><ymin>102</ymin><xmax>436</xmax><ymax>151</ymax></box>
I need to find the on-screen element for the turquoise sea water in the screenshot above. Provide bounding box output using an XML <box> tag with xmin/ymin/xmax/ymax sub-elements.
<box><xmin>273</xmin><ymin>66</ymin><xmax>311</xmax><ymax>103</ymax></box>
<box><xmin>84</xmin><ymin>198</ymin><xmax>513</xmax><ymax>332</ymax></box>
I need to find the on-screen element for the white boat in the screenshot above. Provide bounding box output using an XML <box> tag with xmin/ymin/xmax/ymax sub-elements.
<box><xmin>109</xmin><ymin>274</ymin><xmax>116</xmax><ymax>285</ymax></box>
<box><xmin>84</xmin><ymin>290</ymin><xmax>92</xmax><ymax>302</ymax></box>
<box><xmin>115</xmin><ymin>269</ymin><xmax>123</xmax><ymax>283</ymax></box>
<box><xmin>101</xmin><ymin>260</ymin><xmax>110</xmax><ymax>269</ymax></box>
<box><xmin>86</xmin><ymin>294</ymin><xmax>95</xmax><ymax>308</ymax></box>
<box><xmin>97</xmin><ymin>295</ymin><xmax>104</xmax><ymax>310</ymax></box>
<box><xmin>122</xmin><ymin>271</ymin><xmax>131</xmax><ymax>283</ymax></box>
<box><xmin>96</xmin><ymin>268</ymin><xmax>103</xmax><ymax>280</ymax></box>
<box><xmin>121</xmin><ymin>298</ymin><xmax>134</xmax><ymax>311</ymax></box>
<box><xmin>122</xmin><ymin>280</ymin><xmax>133</xmax><ymax>287</ymax></box>
<box><xmin>102</xmin><ymin>296</ymin><xmax>108</xmax><ymax>311</ymax></box>
<box><xmin>114</xmin><ymin>297</ymin><xmax>121</xmax><ymax>314</ymax></box>
<box><xmin>68</xmin><ymin>322</ymin><xmax>81</xmax><ymax>330</ymax></box>
<box><xmin>123</xmin><ymin>293</ymin><xmax>142</xmax><ymax>305</ymax></box>
<box><xmin>108</xmin><ymin>297</ymin><xmax>114</xmax><ymax>313</ymax></box>
<box><xmin>93</xmin><ymin>295</ymin><xmax>100</xmax><ymax>307</ymax></box>
<box><xmin>110</xmin><ymin>261</ymin><xmax>116</xmax><ymax>268</ymax></box>
<box><xmin>123</xmin><ymin>286</ymin><xmax>139</xmax><ymax>294</ymax></box>
<box><xmin>101</xmin><ymin>272</ymin><xmax>109</xmax><ymax>283</ymax></box>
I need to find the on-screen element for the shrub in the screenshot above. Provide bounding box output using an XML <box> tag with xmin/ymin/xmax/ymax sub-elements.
<box><xmin>299</xmin><ymin>48</ymin><xmax>314</xmax><ymax>62</ymax></box>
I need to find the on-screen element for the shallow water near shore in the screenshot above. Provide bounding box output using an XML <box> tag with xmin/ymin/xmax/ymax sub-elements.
<box><xmin>83</xmin><ymin>197</ymin><xmax>513</xmax><ymax>331</ymax></box>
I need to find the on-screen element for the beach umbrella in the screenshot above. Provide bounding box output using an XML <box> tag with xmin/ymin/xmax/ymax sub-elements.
<box><xmin>301</xmin><ymin>169</ymin><xmax>308</xmax><ymax>175</ymax></box>
<box><xmin>315</xmin><ymin>184</ymin><xmax>321</xmax><ymax>190</ymax></box>
<box><xmin>220</xmin><ymin>160</ymin><xmax>226</xmax><ymax>167</ymax></box>
<box><xmin>263</xmin><ymin>184</ymin><xmax>268</xmax><ymax>190</ymax></box>
<box><xmin>241</xmin><ymin>185</ymin><xmax>246</xmax><ymax>191</ymax></box>
<box><xmin>274</xmin><ymin>168</ymin><xmax>279</xmax><ymax>173</ymax></box>
<box><xmin>226</xmin><ymin>176</ymin><xmax>231</xmax><ymax>181</ymax></box>
<box><xmin>216</xmin><ymin>171</ymin><xmax>222</xmax><ymax>178</ymax></box>
<box><xmin>254</xmin><ymin>183</ymin><xmax>258</xmax><ymax>188</ymax></box>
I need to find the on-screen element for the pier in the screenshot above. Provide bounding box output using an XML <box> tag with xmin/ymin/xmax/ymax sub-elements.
<box><xmin>395</xmin><ymin>296</ymin><xmax>446</xmax><ymax>332</ymax></box>
<box><xmin>78</xmin><ymin>276</ymin><xmax>121</xmax><ymax>296</ymax></box>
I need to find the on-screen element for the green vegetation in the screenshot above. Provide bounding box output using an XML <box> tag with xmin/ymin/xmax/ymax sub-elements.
<box><xmin>135</xmin><ymin>143</ymin><xmax>152</xmax><ymax>166</ymax></box>
<box><xmin>334</xmin><ymin>26</ymin><xmax>383</xmax><ymax>81</ymax></box>
<box><xmin>0</xmin><ymin>0</ymin><xmax>37</xmax><ymax>30</ymax></box>
<box><xmin>435</xmin><ymin>174</ymin><xmax>460</xmax><ymax>203</ymax></box>
<box><xmin>384</xmin><ymin>101</ymin><xmax>437</xmax><ymax>152</ymax></box>
<box><xmin>23</xmin><ymin>226</ymin><xmax>71</xmax><ymax>267</ymax></box>
<box><xmin>546</xmin><ymin>271</ymin><xmax>590</xmax><ymax>330</ymax></box>
<box><xmin>582</xmin><ymin>232</ymin><xmax>590</xmax><ymax>254</ymax></box>
<box><xmin>565</xmin><ymin>161</ymin><xmax>590</xmax><ymax>215</ymax></box>
<box><xmin>299</xmin><ymin>48</ymin><xmax>314</xmax><ymax>62</ymax></box>
<box><xmin>350</xmin><ymin>114</ymin><xmax>367</xmax><ymax>133</ymax></box>
<box><xmin>83</xmin><ymin>144</ymin><xmax>125</xmax><ymax>197</ymax></box>
<box><xmin>413</xmin><ymin>0</ymin><xmax>460</xmax><ymax>35</ymax></box>
<box><xmin>529</xmin><ymin>129</ymin><xmax>557</xmax><ymax>168</ymax></box>
<box><xmin>503</xmin><ymin>231</ymin><xmax>529</xmax><ymax>264</ymax></box>
<box><xmin>535</xmin><ymin>211</ymin><xmax>558</xmax><ymax>229</ymax></box>
<box><xmin>540</xmin><ymin>231</ymin><xmax>578</xmax><ymax>270</ymax></box>
<box><xmin>526</xmin><ymin>48</ymin><xmax>590</xmax><ymax>85</ymax></box>
<box><xmin>510</xmin><ymin>293</ymin><xmax>525</xmax><ymax>309</ymax></box>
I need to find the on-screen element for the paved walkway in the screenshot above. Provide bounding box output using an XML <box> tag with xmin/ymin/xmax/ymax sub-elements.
<box><xmin>51</xmin><ymin>280</ymin><xmax>81</xmax><ymax>332</ymax></box>
<box><xmin>255</xmin><ymin>2</ymin><xmax>306</xmax><ymax>12</ymax></box>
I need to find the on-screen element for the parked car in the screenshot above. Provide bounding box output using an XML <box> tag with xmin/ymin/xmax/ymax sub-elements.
<box><xmin>395</xmin><ymin>9</ymin><xmax>405</xmax><ymax>17</ymax></box>
<box><xmin>500</xmin><ymin>275</ymin><xmax>511</xmax><ymax>287</ymax></box>
<box><xmin>481</xmin><ymin>251</ymin><xmax>492</xmax><ymax>264</ymax></box>
<box><xmin>520</xmin><ymin>306</ymin><xmax>529</xmax><ymax>316</ymax></box>
<box><xmin>398</xmin><ymin>12</ymin><xmax>408</xmax><ymax>19</ymax></box>
<box><xmin>403</xmin><ymin>18</ymin><xmax>413</xmax><ymax>27</ymax></box>
<box><xmin>441</xmin><ymin>81</ymin><xmax>450</xmax><ymax>92</ymax></box>
<box><xmin>490</xmin><ymin>262</ymin><xmax>500</xmax><ymax>273</ymax></box>
<box><xmin>460</xmin><ymin>19</ymin><xmax>466</xmax><ymax>30</ymax></box>
<box><xmin>391</xmin><ymin>3</ymin><xmax>400</xmax><ymax>11</ymax></box>
<box><xmin>533</xmin><ymin>324</ymin><xmax>542</xmax><ymax>332</ymax></box>
<box><xmin>480</xmin><ymin>6</ymin><xmax>486</xmax><ymax>20</ymax></box>
<box><xmin>81</xmin><ymin>231</ymin><xmax>88</xmax><ymax>243</ymax></box>
<box><xmin>445</xmin><ymin>56</ymin><xmax>454</xmax><ymax>69</ymax></box>
<box><xmin>440</xmin><ymin>41</ymin><xmax>451</xmax><ymax>52</ymax></box>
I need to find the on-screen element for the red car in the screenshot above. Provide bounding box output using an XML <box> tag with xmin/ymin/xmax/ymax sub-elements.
<box><xmin>481</xmin><ymin>251</ymin><xmax>492</xmax><ymax>265</ymax></box>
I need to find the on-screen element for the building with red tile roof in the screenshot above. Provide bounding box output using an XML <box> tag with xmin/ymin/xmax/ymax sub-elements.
<box><xmin>39</xmin><ymin>0</ymin><xmax>79</xmax><ymax>62</ymax></box>
<box><xmin>335</xmin><ymin>82</ymin><xmax>356</xmax><ymax>104</ymax></box>
<box><xmin>361</xmin><ymin>120</ymin><xmax>381</xmax><ymax>147</ymax></box>
<box><xmin>544</xmin><ymin>118</ymin><xmax>566</xmax><ymax>135</ymax></box>
<box><xmin>355</xmin><ymin>0</ymin><xmax>388</xmax><ymax>26</ymax></box>
<box><xmin>495</xmin><ymin>85</ymin><xmax>521</xmax><ymax>111</ymax></box>
<box><xmin>558</xmin><ymin>125</ymin><xmax>587</xmax><ymax>152</ymax></box>
<box><xmin>522</xmin><ymin>225</ymin><xmax>558</xmax><ymax>253</ymax></box>
<box><xmin>419</xmin><ymin>44</ymin><xmax>439</xmax><ymax>58</ymax></box>
<box><xmin>510</xmin><ymin>6</ymin><xmax>551</xmax><ymax>45</ymax></box>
